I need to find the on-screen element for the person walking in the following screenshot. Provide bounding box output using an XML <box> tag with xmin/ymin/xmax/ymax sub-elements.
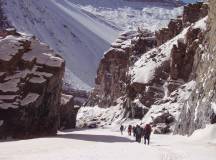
<box><xmin>143</xmin><ymin>124</ymin><xmax>152</xmax><ymax>145</ymax></box>
<box><xmin>120</xmin><ymin>125</ymin><xmax>124</xmax><ymax>135</ymax></box>
<box><xmin>132</xmin><ymin>126</ymin><xmax>136</xmax><ymax>137</ymax></box>
<box><xmin>128</xmin><ymin>125</ymin><xmax>132</xmax><ymax>136</ymax></box>
<box><xmin>135</xmin><ymin>125</ymin><xmax>142</xmax><ymax>143</ymax></box>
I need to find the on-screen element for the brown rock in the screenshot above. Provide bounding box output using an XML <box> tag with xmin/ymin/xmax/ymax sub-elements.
<box><xmin>0</xmin><ymin>30</ymin><xmax>65</xmax><ymax>139</ymax></box>
<box><xmin>59</xmin><ymin>93</ymin><xmax>79</xmax><ymax>130</ymax></box>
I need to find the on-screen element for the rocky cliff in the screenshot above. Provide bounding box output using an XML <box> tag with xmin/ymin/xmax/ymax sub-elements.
<box><xmin>86</xmin><ymin>2</ymin><xmax>209</xmax><ymax>134</ymax></box>
<box><xmin>0</xmin><ymin>29</ymin><xmax>65</xmax><ymax>139</ymax></box>
<box><xmin>174</xmin><ymin>0</ymin><xmax>216</xmax><ymax>135</ymax></box>
<box><xmin>87</xmin><ymin>30</ymin><xmax>156</xmax><ymax>108</ymax></box>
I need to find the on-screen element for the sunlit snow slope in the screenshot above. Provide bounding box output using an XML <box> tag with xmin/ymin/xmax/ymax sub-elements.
<box><xmin>3</xmin><ymin>0</ymin><xmax>183</xmax><ymax>90</ymax></box>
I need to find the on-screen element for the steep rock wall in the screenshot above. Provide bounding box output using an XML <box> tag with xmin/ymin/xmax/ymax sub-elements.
<box><xmin>174</xmin><ymin>0</ymin><xmax>216</xmax><ymax>135</ymax></box>
<box><xmin>0</xmin><ymin>29</ymin><xmax>65</xmax><ymax>139</ymax></box>
<box><xmin>86</xmin><ymin>2</ymin><xmax>209</xmax><ymax>133</ymax></box>
<box><xmin>87</xmin><ymin>30</ymin><xmax>156</xmax><ymax>108</ymax></box>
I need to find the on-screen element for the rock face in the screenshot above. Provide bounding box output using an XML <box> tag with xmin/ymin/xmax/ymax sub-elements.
<box><xmin>59</xmin><ymin>93</ymin><xmax>79</xmax><ymax>130</ymax></box>
<box><xmin>174</xmin><ymin>0</ymin><xmax>216</xmax><ymax>135</ymax></box>
<box><xmin>183</xmin><ymin>2</ymin><xmax>208</xmax><ymax>26</ymax></box>
<box><xmin>156</xmin><ymin>2</ymin><xmax>208</xmax><ymax>46</ymax></box>
<box><xmin>87</xmin><ymin>30</ymin><xmax>156</xmax><ymax>108</ymax></box>
<box><xmin>62</xmin><ymin>82</ymin><xmax>89</xmax><ymax>106</ymax></box>
<box><xmin>0</xmin><ymin>1</ymin><xmax>11</xmax><ymax>31</ymax></box>
<box><xmin>87</xmin><ymin>2</ymin><xmax>209</xmax><ymax>133</ymax></box>
<box><xmin>156</xmin><ymin>18</ymin><xmax>183</xmax><ymax>46</ymax></box>
<box><xmin>0</xmin><ymin>30</ymin><xmax>65</xmax><ymax>139</ymax></box>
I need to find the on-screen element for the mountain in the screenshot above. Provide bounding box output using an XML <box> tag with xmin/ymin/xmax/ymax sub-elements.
<box><xmin>1</xmin><ymin>0</ymin><xmax>183</xmax><ymax>90</ymax></box>
<box><xmin>82</xmin><ymin>2</ymin><xmax>211</xmax><ymax>135</ymax></box>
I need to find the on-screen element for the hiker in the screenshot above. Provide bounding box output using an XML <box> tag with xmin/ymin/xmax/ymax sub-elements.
<box><xmin>135</xmin><ymin>125</ymin><xmax>142</xmax><ymax>143</ymax></box>
<box><xmin>132</xmin><ymin>126</ymin><xmax>136</xmax><ymax>137</ymax></box>
<box><xmin>120</xmin><ymin>125</ymin><xmax>124</xmax><ymax>135</ymax></box>
<box><xmin>143</xmin><ymin>124</ymin><xmax>152</xmax><ymax>145</ymax></box>
<box><xmin>128</xmin><ymin>125</ymin><xmax>132</xmax><ymax>136</ymax></box>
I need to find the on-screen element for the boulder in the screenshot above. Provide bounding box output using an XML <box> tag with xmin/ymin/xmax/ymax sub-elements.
<box><xmin>59</xmin><ymin>93</ymin><xmax>80</xmax><ymax>130</ymax></box>
<box><xmin>153</xmin><ymin>111</ymin><xmax>175</xmax><ymax>124</ymax></box>
<box><xmin>0</xmin><ymin>30</ymin><xmax>65</xmax><ymax>139</ymax></box>
<box><xmin>154</xmin><ymin>123</ymin><xmax>171</xmax><ymax>134</ymax></box>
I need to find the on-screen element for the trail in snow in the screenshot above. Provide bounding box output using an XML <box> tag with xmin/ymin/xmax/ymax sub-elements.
<box><xmin>0</xmin><ymin>128</ymin><xmax>215</xmax><ymax>160</ymax></box>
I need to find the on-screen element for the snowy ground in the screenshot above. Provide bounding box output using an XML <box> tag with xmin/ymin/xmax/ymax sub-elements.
<box><xmin>0</xmin><ymin>125</ymin><xmax>215</xmax><ymax>160</ymax></box>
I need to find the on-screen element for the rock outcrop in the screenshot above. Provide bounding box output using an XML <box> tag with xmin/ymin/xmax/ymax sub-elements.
<box><xmin>87</xmin><ymin>30</ymin><xmax>156</xmax><ymax>108</ymax></box>
<box><xmin>63</xmin><ymin>82</ymin><xmax>90</xmax><ymax>106</ymax></box>
<box><xmin>0</xmin><ymin>29</ymin><xmax>65</xmax><ymax>139</ymax></box>
<box><xmin>87</xmin><ymin>2</ymin><xmax>210</xmax><ymax>134</ymax></box>
<box><xmin>155</xmin><ymin>2</ymin><xmax>208</xmax><ymax>46</ymax></box>
<box><xmin>59</xmin><ymin>93</ymin><xmax>79</xmax><ymax>130</ymax></box>
<box><xmin>183</xmin><ymin>2</ymin><xmax>208</xmax><ymax>26</ymax></box>
<box><xmin>156</xmin><ymin>17</ymin><xmax>183</xmax><ymax>46</ymax></box>
<box><xmin>174</xmin><ymin>0</ymin><xmax>216</xmax><ymax>135</ymax></box>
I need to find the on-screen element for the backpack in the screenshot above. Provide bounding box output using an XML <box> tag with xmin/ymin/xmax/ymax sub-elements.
<box><xmin>144</xmin><ymin>124</ymin><xmax>152</xmax><ymax>135</ymax></box>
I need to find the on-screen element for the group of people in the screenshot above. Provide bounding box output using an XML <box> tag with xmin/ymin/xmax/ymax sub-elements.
<box><xmin>120</xmin><ymin>124</ymin><xmax>152</xmax><ymax>145</ymax></box>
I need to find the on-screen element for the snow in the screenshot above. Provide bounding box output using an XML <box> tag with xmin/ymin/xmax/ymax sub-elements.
<box><xmin>20</xmin><ymin>93</ymin><xmax>40</xmax><ymax>106</ymax></box>
<box><xmin>4</xmin><ymin>71</ymin><xmax>31</xmax><ymax>81</ymax></box>
<box><xmin>0</xmin><ymin>128</ymin><xmax>215</xmax><ymax>160</ymax></box>
<box><xmin>211</xmin><ymin>102</ymin><xmax>216</xmax><ymax>114</ymax></box>
<box><xmin>130</xmin><ymin>15</ymin><xmax>208</xmax><ymax>85</ymax></box>
<box><xmin>190</xmin><ymin>124</ymin><xmax>216</xmax><ymax>144</ymax></box>
<box><xmin>77</xmin><ymin>79</ymin><xmax>196</xmax><ymax>132</ymax></box>
<box><xmin>0</xmin><ymin>79</ymin><xmax>20</xmax><ymax>93</ymax></box>
<box><xmin>193</xmin><ymin>16</ymin><xmax>208</xmax><ymax>31</ymax></box>
<box><xmin>61</xmin><ymin>93</ymin><xmax>73</xmax><ymax>105</ymax></box>
<box><xmin>80</xmin><ymin>1</ymin><xmax>183</xmax><ymax>31</ymax></box>
<box><xmin>36</xmin><ymin>53</ymin><xmax>64</xmax><ymax>68</ymax></box>
<box><xmin>0</xmin><ymin>95</ymin><xmax>17</xmax><ymax>101</ymax></box>
<box><xmin>34</xmin><ymin>72</ymin><xmax>53</xmax><ymax>79</ymax></box>
<box><xmin>0</xmin><ymin>35</ymin><xmax>25</xmax><ymax>62</ymax></box>
<box><xmin>130</xmin><ymin>27</ymin><xmax>189</xmax><ymax>84</ymax></box>
<box><xmin>3</xmin><ymin>0</ymin><xmax>182</xmax><ymax>90</ymax></box>
<box><xmin>29</xmin><ymin>76</ymin><xmax>46</xmax><ymax>84</ymax></box>
<box><xmin>3</xmin><ymin>0</ymin><xmax>118</xmax><ymax>89</ymax></box>
<box><xmin>0</xmin><ymin>103</ymin><xmax>18</xmax><ymax>110</ymax></box>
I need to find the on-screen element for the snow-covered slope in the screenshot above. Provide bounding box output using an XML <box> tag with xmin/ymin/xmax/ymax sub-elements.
<box><xmin>0</xmin><ymin>127</ymin><xmax>215</xmax><ymax>160</ymax></box>
<box><xmin>2</xmin><ymin>0</ymin><xmax>183</xmax><ymax>90</ymax></box>
<box><xmin>78</xmin><ymin>0</ymin><xmax>183</xmax><ymax>31</ymax></box>
<box><xmin>2</xmin><ymin>0</ymin><xmax>119</xmax><ymax>90</ymax></box>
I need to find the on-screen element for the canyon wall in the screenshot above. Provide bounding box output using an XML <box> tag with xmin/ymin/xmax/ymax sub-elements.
<box><xmin>174</xmin><ymin>0</ymin><xmax>216</xmax><ymax>135</ymax></box>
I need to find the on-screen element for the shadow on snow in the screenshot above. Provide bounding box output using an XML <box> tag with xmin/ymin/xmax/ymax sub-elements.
<box><xmin>57</xmin><ymin>133</ymin><xmax>134</xmax><ymax>143</ymax></box>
